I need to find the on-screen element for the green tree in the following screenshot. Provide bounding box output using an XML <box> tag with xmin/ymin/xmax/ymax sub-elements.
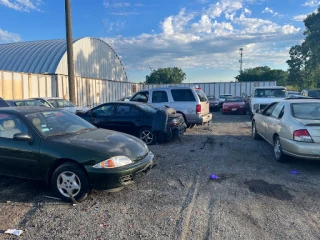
<box><xmin>235</xmin><ymin>66</ymin><xmax>287</xmax><ymax>85</ymax></box>
<box><xmin>286</xmin><ymin>6</ymin><xmax>320</xmax><ymax>89</ymax></box>
<box><xmin>145</xmin><ymin>67</ymin><xmax>186</xmax><ymax>84</ymax></box>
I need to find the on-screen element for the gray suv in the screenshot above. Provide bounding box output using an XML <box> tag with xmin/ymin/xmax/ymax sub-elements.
<box><xmin>130</xmin><ymin>87</ymin><xmax>212</xmax><ymax>127</ymax></box>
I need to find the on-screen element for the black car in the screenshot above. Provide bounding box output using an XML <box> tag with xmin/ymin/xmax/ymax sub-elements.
<box><xmin>0</xmin><ymin>97</ymin><xmax>9</xmax><ymax>107</ymax></box>
<box><xmin>77</xmin><ymin>102</ymin><xmax>186</xmax><ymax>145</ymax></box>
<box><xmin>0</xmin><ymin>107</ymin><xmax>153</xmax><ymax>202</ymax></box>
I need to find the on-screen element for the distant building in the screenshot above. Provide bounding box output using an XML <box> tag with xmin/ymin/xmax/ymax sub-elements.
<box><xmin>0</xmin><ymin>37</ymin><xmax>128</xmax><ymax>81</ymax></box>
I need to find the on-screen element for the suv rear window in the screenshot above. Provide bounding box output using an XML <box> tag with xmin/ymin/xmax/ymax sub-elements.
<box><xmin>171</xmin><ymin>89</ymin><xmax>196</xmax><ymax>102</ymax></box>
<box><xmin>195</xmin><ymin>89</ymin><xmax>208</xmax><ymax>102</ymax></box>
<box><xmin>291</xmin><ymin>103</ymin><xmax>320</xmax><ymax>120</ymax></box>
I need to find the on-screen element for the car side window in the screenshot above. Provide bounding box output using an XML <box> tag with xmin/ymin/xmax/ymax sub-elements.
<box><xmin>171</xmin><ymin>89</ymin><xmax>196</xmax><ymax>101</ymax></box>
<box><xmin>131</xmin><ymin>92</ymin><xmax>149</xmax><ymax>103</ymax></box>
<box><xmin>152</xmin><ymin>91</ymin><xmax>168</xmax><ymax>103</ymax></box>
<box><xmin>0</xmin><ymin>114</ymin><xmax>28</xmax><ymax>139</ymax></box>
<box><xmin>39</xmin><ymin>100</ymin><xmax>51</xmax><ymax>108</ymax></box>
<box><xmin>263</xmin><ymin>103</ymin><xmax>278</xmax><ymax>116</ymax></box>
<box><xmin>92</xmin><ymin>104</ymin><xmax>115</xmax><ymax>117</ymax></box>
<box><xmin>115</xmin><ymin>105</ymin><xmax>141</xmax><ymax>116</ymax></box>
<box><xmin>48</xmin><ymin>100</ymin><xmax>59</xmax><ymax>108</ymax></box>
<box><xmin>271</xmin><ymin>102</ymin><xmax>285</xmax><ymax>118</ymax></box>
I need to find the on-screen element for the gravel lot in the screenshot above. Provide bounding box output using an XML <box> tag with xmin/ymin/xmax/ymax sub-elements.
<box><xmin>1</xmin><ymin>111</ymin><xmax>320</xmax><ymax>239</ymax></box>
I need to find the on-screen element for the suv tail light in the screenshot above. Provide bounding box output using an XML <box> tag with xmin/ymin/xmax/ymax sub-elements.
<box><xmin>196</xmin><ymin>104</ymin><xmax>201</xmax><ymax>113</ymax></box>
<box><xmin>293</xmin><ymin>129</ymin><xmax>313</xmax><ymax>142</ymax></box>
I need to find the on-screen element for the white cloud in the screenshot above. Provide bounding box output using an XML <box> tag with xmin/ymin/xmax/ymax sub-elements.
<box><xmin>104</xmin><ymin>1</ymin><xmax>131</xmax><ymax>8</ymax></box>
<box><xmin>102</xmin><ymin>0</ymin><xmax>302</xmax><ymax>73</ymax></box>
<box><xmin>262</xmin><ymin>7</ymin><xmax>279</xmax><ymax>16</ymax></box>
<box><xmin>282</xmin><ymin>25</ymin><xmax>300</xmax><ymax>34</ymax></box>
<box><xmin>243</xmin><ymin>8</ymin><xmax>251</xmax><ymax>16</ymax></box>
<box><xmin>302</xmin><ymin>0</ymin><xmax>320</xmax><ymax>7</ymax></box>
<box><xmin>0</xmin><ymin>0</ymin><xmax>42</xmax><ymax>12</ymax></box>
<box><xmin>0</xmin><ymin>28</ymin><xmax>21</xmax><ymax>43</ymax></box>
<box><xmin>293</xmin><ymin>14</ymin><xmax>307</xmax><ymax>21</ymax></box>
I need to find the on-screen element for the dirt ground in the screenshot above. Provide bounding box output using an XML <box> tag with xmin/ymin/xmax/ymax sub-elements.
<box><xmin>1</xmin><ymin>111</ymin><xmax>320</xmax><ymax>239</ymax></box>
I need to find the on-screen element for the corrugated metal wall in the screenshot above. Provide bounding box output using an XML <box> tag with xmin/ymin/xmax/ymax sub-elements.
<box><xmin>56</xmin><ymin>38</ymin><xmax>128</xmax><ymax>82</ymax></box>
<box><xmin>143</xmin><ymin>81</ymin><xmax>277</xmax><ymax>96</ymax></box>
<box><xmin>0</xmin><ymin>70</ymin><xmax>277</xmax><ymax>107</ymax></box>
<box><xmin>0</xmin><ymin>70</ymin><xmax>142</xmax><ymax>107</ymax></box>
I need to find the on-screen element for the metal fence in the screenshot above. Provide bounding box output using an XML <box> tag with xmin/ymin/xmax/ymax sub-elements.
<box><xmin>143</xmin><ymin>81</ymin><xmax>276</xmax><ymax>97</ymax></box>
<box><xmin>0</xmin><ymin>70</ymin><xmax>143</xmax><ymax>107</ymax></box>
<box><xmin>0</xmin><ymin>70</ymin><xmax>277</xmax><ymax>107</ymax></box>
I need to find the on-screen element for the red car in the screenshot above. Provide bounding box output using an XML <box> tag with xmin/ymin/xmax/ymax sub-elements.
<box><xmin>222</xmin><ymin>96</ymin><xmax>246</xmax><ymax>115</ymax></box>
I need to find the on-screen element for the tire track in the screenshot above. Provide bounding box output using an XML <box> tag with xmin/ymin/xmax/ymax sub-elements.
<box><xmin>172</xmin><ymin>169</ymin><xmax>201</xmax><ymax>240</ymax></box>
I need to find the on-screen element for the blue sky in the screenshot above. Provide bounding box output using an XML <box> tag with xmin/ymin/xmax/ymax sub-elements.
<box><xmin>0</xmin><ymin>0</ymin><xmax>319</xmax><ymax>83</ymax></box>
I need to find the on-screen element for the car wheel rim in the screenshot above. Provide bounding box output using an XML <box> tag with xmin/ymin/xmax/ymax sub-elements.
<box><xmin>57</xmin><ymin>171</ymin><xmax>81</xmax><ymax>198</ymax></box>
<box><xmin>140</xmin><ymin>130</ymin><xmax>153</xmax><ymax>144</ymax></box>
<box><xmin>274</xmin><ymin>139</ymin><xmax>281</xmax><ymax>159</ymax></box>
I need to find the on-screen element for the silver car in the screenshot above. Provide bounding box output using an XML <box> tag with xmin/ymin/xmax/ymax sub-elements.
<box><xmin>32</xmin><ymin>97</ymin><xmax>89</xmax><ymax>114</ymax></box>
<box><xmin>252</xmin><ymin>99</ymin><xmax>320</xmax><ymax>161</ymax></box>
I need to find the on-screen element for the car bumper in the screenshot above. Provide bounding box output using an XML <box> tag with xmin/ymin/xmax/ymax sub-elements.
<box><xmin>185</xmin><ymin>113</ymin><xmax>212</xmax><ymax>125</ymax></box>
<box><xmin>222</xmin><ymin>107</ymin><xmax>246</xmax><ymax>113</ymax></box>
<box><xmin>281</xmin><ymin>137</ymin><xmax>320</xmax><ymax>160</ymax></box>
<box><xmin>86</xmin><ymin>151</ymin><xmax>154</xmax><ymax>190</ymax></box>
<box><xmin>171</xmin><ymin>123</ymin><xmax>187</xmax><ymax>137</ymax></box>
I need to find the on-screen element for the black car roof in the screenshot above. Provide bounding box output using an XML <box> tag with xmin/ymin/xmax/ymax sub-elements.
<box><xmin>112</xmin><ymin>101</ymin><xmax>147</xmax><ymax>106</ymax></box>
<box><xmin>0</xmin><ymin>106</ymin><xmax>59</xmax><ymax>115</ymax></box>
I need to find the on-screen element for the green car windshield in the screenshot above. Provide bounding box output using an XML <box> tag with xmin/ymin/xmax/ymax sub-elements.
<box><xmin>25</xmin><ymin>110</ymin><xmax>95</xmax><ymax>137</ymax></box>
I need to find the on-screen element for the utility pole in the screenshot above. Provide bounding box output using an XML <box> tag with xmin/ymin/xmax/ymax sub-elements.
<box><xmin>239</xmin><ymin>48</ymin><xmax>243</xmax><ymax>74</ymax></box>
<box><xmin>65</xmin><ymin>0</ymin><xmax>76</xmax><ymax>104</ymax></box>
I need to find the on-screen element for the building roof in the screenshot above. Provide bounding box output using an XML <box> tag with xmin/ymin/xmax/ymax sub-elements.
<box><xmin>0</xmin><ymin>39</ymin><xmax>79</xmax><ymax>74</ymax></box>
<box><xmin>0</xmin><ymin>37</ymin><xmax>128</xmax><ymax>81</ymax></box>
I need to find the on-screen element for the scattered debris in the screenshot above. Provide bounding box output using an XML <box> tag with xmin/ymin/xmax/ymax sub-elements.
<box><xmin>209</xmin><ymin>174</ymin><xmax>220</xmax><ymax>180</ymax></box>
<box><xmin>290</xmin><ymin>170</ymin><xmax>300</xmax><ymax>175</ymax></box>
<box><xmin>6</xmin><ymin>201</ymin><xmax>11</xmax><ymax>204</ymax></box>
<box><xmin>92</xmin><ymin>207</ymin><xmax>99</xmax><ymax>213</ymax></box>
<box><xmin>5</xmin><ymin>229</ymin><xmax>23</xmax><ymax>236</ymax></box>
<box><xmin>68</xmin><ymin>193</ymin><xmax>79</xmax><ymax>205</ymax></box>
<box><xmin>44</xmin><ymin>195</ymin><xmax>61</xmax><ymax>201</ymax></box>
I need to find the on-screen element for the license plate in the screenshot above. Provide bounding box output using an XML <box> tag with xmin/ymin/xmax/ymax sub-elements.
<box><xmin>232</xmin><ymin>108</ymin><xmax>237</xmax><ymax>111</ymax></box>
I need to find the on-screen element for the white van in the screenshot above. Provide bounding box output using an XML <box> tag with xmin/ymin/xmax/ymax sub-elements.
<box><xmin>130</xmin><ymin>87</ymin><xmax>212</xmax><ymax>127</ymax></box>
<box><xmin>249</xmin><ymin>86</ymin><xmax>287</xmax><ymax>117</ymax></box>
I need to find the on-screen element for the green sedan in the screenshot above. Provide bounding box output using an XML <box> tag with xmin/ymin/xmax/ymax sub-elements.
<box><xmin>252</xmin><ymin>99</ymin><xmax>320</xmax><ymax>162</ymax></box>
<box><xmin>0</xmin><ymin>107</ymin><xmax>154</xmax><ymax>202</ymax></box>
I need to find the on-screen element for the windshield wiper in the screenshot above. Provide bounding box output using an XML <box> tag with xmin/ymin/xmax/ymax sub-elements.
<box><xmin>75</xmin><ymin>128</ymin><xmax>94</xmax><ymax>134</ymax></box>
<box><xmin>47</xmin><ymin>132</ymin><xmax>74</xmax><ymax>137</ymax></box>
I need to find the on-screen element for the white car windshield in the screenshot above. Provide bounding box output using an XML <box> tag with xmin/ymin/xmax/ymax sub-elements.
<box><xmin>254</xmin><ymin>89</ymin><xmax>286</xmax><ymax>98</ymax></box>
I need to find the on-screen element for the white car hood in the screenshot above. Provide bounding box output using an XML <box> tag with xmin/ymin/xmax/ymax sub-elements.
<box><xmin>251</xmin><ymin>98</ymin><xmax>285</xmax><ymax>105</ymax></box>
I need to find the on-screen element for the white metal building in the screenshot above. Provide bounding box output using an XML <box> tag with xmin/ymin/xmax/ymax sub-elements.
<box><xmin>0</xmin><ymin>37</ymin><xmax>128</xmax><ymax>81</ymax></box>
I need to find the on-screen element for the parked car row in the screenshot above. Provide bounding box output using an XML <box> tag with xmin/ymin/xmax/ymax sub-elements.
<box><xmin>1</xmin><ymin>86</ymin><xmax>318</xmax><ymax>203</ymax></box>
<box><xmin>0</xmin><ymin>86</ymin><xmax>209</xmax><ymax>202</ymax></box>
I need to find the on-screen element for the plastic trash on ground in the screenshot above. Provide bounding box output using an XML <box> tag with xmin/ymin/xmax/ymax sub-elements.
<box><xmin>290</xmin><ymin>170</ymin><xmax>300</xmax><ymax>174</ymax></box>
<box><xmin>209</xmin><ymin>174</ymin><xmax>219</xmax><ymax>179</ymax></box>
<box><xmin>5</xmin><ymin>229</ymin><xmax>23</xmax><ymax>236</ymax></box>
